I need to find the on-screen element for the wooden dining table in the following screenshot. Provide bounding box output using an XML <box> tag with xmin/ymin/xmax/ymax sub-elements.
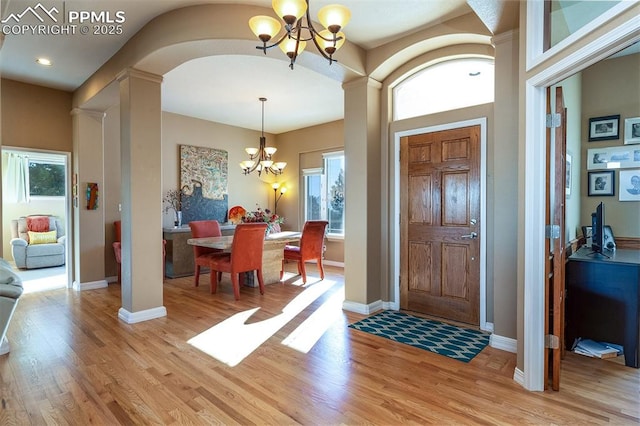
<box><xmin>187</xmin><ymin>231</ymin><xmax>301</xmax><ymax>285</ymax></box>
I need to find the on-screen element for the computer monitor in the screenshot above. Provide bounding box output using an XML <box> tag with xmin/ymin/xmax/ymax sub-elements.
<box><xmin>591</xmin><ymin>202</ymin><xmax>605</xmax><ymax>253</ymax></box>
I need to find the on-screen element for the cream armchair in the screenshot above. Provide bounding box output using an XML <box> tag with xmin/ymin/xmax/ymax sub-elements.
<box><xmin>0</xmin><ymin>258</ymin><xmax>23</xmax><ymax>355</ymax></box>
<box><xmin>10</xmin><ymin>216</ymin><xmax>66</xmax><ymax>269</ymax></box>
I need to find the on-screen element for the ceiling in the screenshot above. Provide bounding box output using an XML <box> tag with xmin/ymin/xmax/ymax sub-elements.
<box><xmin>0</xmin><ymin>0</ymin><xmax>480</xmax><ymax>133</ymax></box>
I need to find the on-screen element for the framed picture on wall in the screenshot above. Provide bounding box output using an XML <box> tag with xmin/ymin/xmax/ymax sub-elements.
<box><xmin>588</xmin><ymin>115</ymin><xmax>620</xmax><ymax>141</ymax></box>
<box><xmin>587</xmin><ymin>146</ymin><xmax>640</xmax><ymax>170</ymax></box>
<box><xmin>618</xmin><ymin>169</ymin><xmax>640</xmax><ymax>201</ymax></box>
<box><xmin>565</xmin><ymin>152</ymin><xmax>572</xmax><ymax>197</ymax></box>
<box><xmin>624</xmin><ymin>117</ymin><xmax>640</xmax><ymax>145</ymax></box>
<box><xmin>587</xmin><ymin>171</ymin><xmax>615</xmax><ymax>196</ymax></box>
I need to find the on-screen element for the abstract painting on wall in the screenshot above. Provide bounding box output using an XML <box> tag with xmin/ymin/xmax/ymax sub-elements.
<box><xmin>180</xmin><ymin>145</ymin><xmax>229</xmax><ymax>224</ymax></box>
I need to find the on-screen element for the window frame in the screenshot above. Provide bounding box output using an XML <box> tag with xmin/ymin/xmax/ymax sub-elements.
<box><xmin>27</xmin><ymin>157</ymin><xmax>66</xmax><ymax>200</ymax></box>
<box><xmin>301</xmin><ymin>151</ymin><xmax>345</xmax><ymax>239</ymax></box>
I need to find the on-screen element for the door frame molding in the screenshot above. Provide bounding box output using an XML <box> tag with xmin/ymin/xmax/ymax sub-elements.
<box><xmin>391</xmin><ymin>117</ymin><xmax>488</xmax><ymax>330</ymax></box>
<box><xmin>523</xmin><ymin>4</ymin><xmax>640</xmax><ymax>392</ymax></box>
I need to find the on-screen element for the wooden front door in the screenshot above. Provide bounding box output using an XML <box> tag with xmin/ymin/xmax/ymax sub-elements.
<box><xmin>400</xmin><ymin>126</ymin><xmax>481</xmax><ymax>325</ymax></box>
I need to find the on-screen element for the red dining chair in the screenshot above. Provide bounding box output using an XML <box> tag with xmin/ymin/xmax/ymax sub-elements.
<box><xmin>208</xmin><ymin>223</ymin><xmax>268</xmax><ymax>300</ymax></box>
<box><xmin>281</xmin><ymin>220</ymin><xmax>328</xmax><ymax>284</ymax></box>
<box><xmin>189</xmin><ymin>220</ymin><xmax>225</xmax><ymax>287</ymax></box>
<box><xmin>113</xmin><ymin>220</ymin><xmax>166</xmax><ymax>282</ymax></box>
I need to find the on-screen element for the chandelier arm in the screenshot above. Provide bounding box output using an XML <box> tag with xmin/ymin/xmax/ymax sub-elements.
<box><xmin>257</xmin><ymin>32</ymin><xmax>291</xmax><ymax>52</ymax></box>
<box><xmin>289</xmin><ymin>20</ymin><xmax>305</xmax><ymax>69</ymax></box>
<box><xmin>304</xmin><ymin>3</ymin><xmax>338</xmax><ymax>63</ymax></box>
<box><xmin>242</xmin><ymin>160</ymin><xmax>260</xmax><ymax>175</ymax></box>
<box><xmin>308</xmin><ymin>31</ymin><xmax>336</xmax><ymax>63</ymax></box>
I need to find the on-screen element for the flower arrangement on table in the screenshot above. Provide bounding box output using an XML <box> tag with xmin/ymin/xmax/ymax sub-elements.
<box><xmin>163</xmin><ymin>189</ymin><xmax>185</xmax><ymax>227</ymax></box>
<box><xmin>242</xmin><ymin>205</ymin><xmax>284</xmax><ymax>234</ymax></box>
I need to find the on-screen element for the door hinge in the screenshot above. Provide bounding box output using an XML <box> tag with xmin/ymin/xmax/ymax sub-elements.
<box><xmin>545</xmin><ymin>224</ymin><xmax>560</xmax><ymax>239</ymax></box>
<box><xmin>545</xmin><ymin>334</ymin><xmax>560</xmax><ymax>349</ymax></box>
<box><xmin>546</xmin><ymin>113</ymin><xmax>561</xmax><ymax>128</ymax></box>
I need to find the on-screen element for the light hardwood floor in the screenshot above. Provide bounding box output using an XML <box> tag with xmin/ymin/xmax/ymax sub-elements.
<box><xmin>1</xmin><ymin>265</ymin><xmax>638</xmax><ymax>425</ymax></box>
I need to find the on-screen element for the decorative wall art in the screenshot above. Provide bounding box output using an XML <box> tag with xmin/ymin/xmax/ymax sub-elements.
<box><xmin>588</xmin><ymin>115</ymin><xmax>620</xmax><ymax>142</ymax></box>
<box><xmin>565</xmin><ymin>152</ymin><xmax>572</xmax><ymax>197</ymax></box>
<box><xmin>618</xmin><ymin>169</ymin><xmax>640</xmax><ymax>201</ymax></box>
<box><xmin>86</xmin><ymin>182</ymin><xmax>99</xmax><ymax>209</ymax></box>
<box><xmin>624</xmin><ymin>117</ymin><xmax>640</xmax><ymax>145</ymax></box>
<box><xmin>587</xmin><ymin>145</ymin><xmax>640</xmax><ymax>170</ymax></box>
<box><xmin>587</xmin><ymin>171</ymin><xmax>615</xmax><ymax>197</ymax></box>
<box><xmin>180</xmin><ymin>145</ymin><xmax>229</xmax><ymax>224</ymax></box>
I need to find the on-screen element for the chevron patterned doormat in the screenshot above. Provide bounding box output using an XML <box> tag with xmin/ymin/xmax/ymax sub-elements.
<box><xmin>348</xmin><ymin>310</ymin><xmax>490</xmax><ymax>363</ymax></box>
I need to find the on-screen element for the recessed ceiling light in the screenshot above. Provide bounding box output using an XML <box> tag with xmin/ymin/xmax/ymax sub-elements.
<box><xmin>36</xmin><ymin>58</ymin><xmax>52</xmax><ymax>66</ymax></box>
<box><xmin>468</xmin><ymin>71</ymin><xmax>481</xmax><ymax>77</ymax></box>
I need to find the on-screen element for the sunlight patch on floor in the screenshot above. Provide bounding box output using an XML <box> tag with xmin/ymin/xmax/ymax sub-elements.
<box><xmin>281</xmin><ymin>287</ymin><xmax>344</xmax><ymax>353</ymax></box>
<box><xmin>188</xmin><ymin>279</ymin><xmax>339</xmax><ymax>366</ymax></box>
<box><xmin>21</xmin><ymin>272</ymin><xmax>67</xmax><ymax>294</ymax></box>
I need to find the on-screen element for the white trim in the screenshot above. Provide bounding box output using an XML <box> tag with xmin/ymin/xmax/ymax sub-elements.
<box><xmin>513</xmin><ymin>367</ymin><xmax>525</xmax><ymax>388</ymax></box>
<box><xmin>118</xmin><ymin>306</ymin><xmax>167</xmax><ymax>324</ymax></box>
<box><xmin>0</xmin><ymin>336</ymin><xmax>10</xmax><ymax>355</ymax></box>
<box><xmin>523</xmin><ymin>82</ymin><xmax>547</xmax><ymax>392</ymax></box>
<box><xmin>322</xmin><ymin>150</ymin><xmax>344</xmax><ymax>159</ymax></box>
<box><xmin>392</xmin><ymin>118</ymin><xmax>488</xmax><ymax>330</ymax></box>
<box><xmin>382</xmin><ymin>301</ymin><xmax>396</xmax><ymax>310</ymax></box>
<box><xmin>322</xmin><ymin>260</ymin><xmax>344</xmax><ymax>268</ymax></box>
<box><xmin>523</xmin><ymin>5</ymin><xmax>640</xmax><ymax>393</ymax></box>
<box><xmin>342</xmin><ymin>299</ymin><xmax>383</xmax><ymax>315</ymax></box>
<box><xmin>302</xmin><ymin>167</ymin><xmax>323</xmax><ymax>176</ymax></box>
<box><xmin>483</xmin><ymin>321</ymin><xmax>494</xmax><ymax>333</ymax></box>
<box><xmin>490</xmin><ymin>334</ymin><xmax>517</xmax><ymax>354</ymax></box>
<box><xmin>73</xmin><ymin>279</ymin><xmax>108</xmax><ymax>291</ymax></box>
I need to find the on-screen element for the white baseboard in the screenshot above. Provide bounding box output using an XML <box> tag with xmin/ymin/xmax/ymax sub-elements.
<box><xmin>513</xmin><ymin>367</ymin><xmax>525</xmax><ymax>387</ymax></box>
<box><xmin>106</xmin><ymin>275</ymin><xmax>118</xmax><ymax>283</ymax></box>
<box><xmin>382</xmin><ymin>300</ymin><xmax>399</xmax><ymax>310</ymax></box>
<box><xmin>73</xmin><ymin>279</ymin><xmax>108</xmax><ymax>291</ymax></box>
<box><xmin>118</xmin><ymin>306</ymin><xmax>167</xmax><ymax>324</ymax></box>
<box><xmin>482</xmin><ymin>321</ymin><xmax>494</xmax><ymax>333</ymax></box>
<box><xmin>342</xmin><ymin>299</ymin><xmax>384</xmax><ymax>315</ymax></box>
<box><xmin>490</xmin><ymin>333</ymin><xmax>518</xmax><ymax>353</ymax></box>
<box><xmin>322</xmin><ymin>260</ymin><xmax>344</xmax><ymax>268</ymax></box>
<box><xmin>0</xmin><ymin>336</ymin><xmax>10</xmax><ymax>355</ymax></box>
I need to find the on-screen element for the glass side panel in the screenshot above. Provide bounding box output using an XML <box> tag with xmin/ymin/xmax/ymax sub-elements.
<box><xmin>546</xmin><ymin>1</ymin><xmax>621</xmax><ymax>50</ymax></box>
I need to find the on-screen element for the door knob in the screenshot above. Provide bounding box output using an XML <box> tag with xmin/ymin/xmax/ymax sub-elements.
<box><xmin>461</xmin><ymin>232</ymin><xmax>478</xmax><ymax>239</ymax></box>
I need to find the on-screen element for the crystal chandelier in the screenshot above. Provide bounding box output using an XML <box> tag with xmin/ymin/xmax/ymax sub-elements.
<box><xmin>239</xmin><ymin>97</ymin><xmax>287</xmax><ymax>176</ymax></box>
<box><xmin>248</xmin><ymin>0</ymin><xmax>351</xmax><ymax>70</ymax></box>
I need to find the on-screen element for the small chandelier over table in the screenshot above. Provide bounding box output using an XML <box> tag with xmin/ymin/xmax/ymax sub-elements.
<box><xmin>240</xmin><ymin>97</ymin><xmax>287</xmax><ymax>176</ymax></box>
<box><xmin>249</xmin><ymin>0</ymin><xmax>351</xmax><ymax>70</ymax></box>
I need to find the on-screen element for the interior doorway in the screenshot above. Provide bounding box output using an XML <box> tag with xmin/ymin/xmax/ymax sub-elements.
<box><xmin>1</xmin><ymin>147</ymin><xmax>71</xmax><ymax>292</ymax></box>
<box><xmin>523</xmin><ymin>5</ymin><xmax>639</xmax><ymax>391</ymax></box>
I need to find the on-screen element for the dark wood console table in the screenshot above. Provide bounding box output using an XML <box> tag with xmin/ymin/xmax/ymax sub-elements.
<box><xmin>565</xmin><ymin>246</ymin><xmax>640</xmax><ymax>368</ymax></box>
<box><xmin>163</xmin><ymin>224</ymin><xmax>235</xmax><ymax>278</ymax></box>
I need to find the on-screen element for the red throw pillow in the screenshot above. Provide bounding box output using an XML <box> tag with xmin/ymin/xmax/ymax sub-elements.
<box><xmin>27</xmin><ymin>216</ymin><xmax>50</xmax><ymax>232</ymax></box>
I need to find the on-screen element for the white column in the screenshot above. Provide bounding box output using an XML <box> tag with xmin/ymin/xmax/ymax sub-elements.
<box><xmin>117</xmin><ymin>68</ymin><xmax>166</xmax><ymax>323</ymax></box>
